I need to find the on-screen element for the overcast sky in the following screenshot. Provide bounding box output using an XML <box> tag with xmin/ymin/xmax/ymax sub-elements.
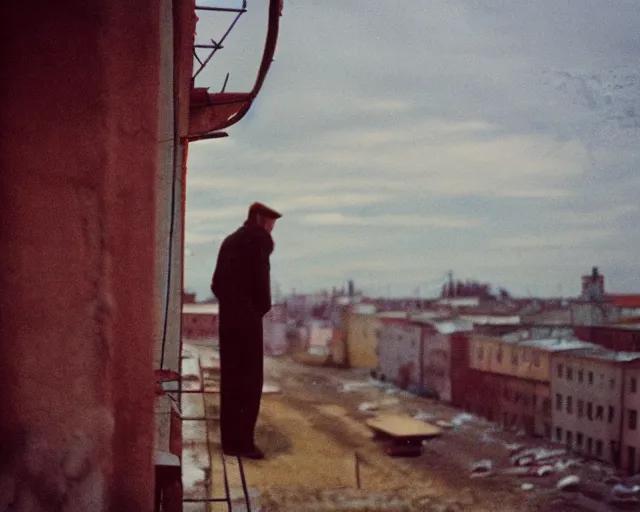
<box><xmin>184</xmin><ymin>0</ymin><xmax>640</xmax><ymax>300</ymax></box>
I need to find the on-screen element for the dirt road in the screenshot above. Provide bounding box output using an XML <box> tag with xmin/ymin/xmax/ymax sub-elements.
<box><xmin>224</xmin><ymin>357</ymin><xmax>555</xmax><ymax>511</ymax></box>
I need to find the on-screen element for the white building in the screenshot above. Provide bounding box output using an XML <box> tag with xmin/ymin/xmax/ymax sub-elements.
<box><xmin>622</xmin><ymin>360</ymin><xmax>640</xmax><ymax>474</ymax></box>
<box><xmin>551</xmin><ymin>348</ymin><xmax>640</xmax><ymax>466</ymax></box>
<box><xmin>377</xmin><ymin>319</ymin><xmax>422</xmax><ymax>391</ymax></box>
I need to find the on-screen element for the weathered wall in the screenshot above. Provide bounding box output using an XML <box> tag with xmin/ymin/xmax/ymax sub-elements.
<box><xmin>422</xmin><ymin>330</ymin><xmax>451</xmax><ymax>402</ymax></box>
<box><xmin>346</xmin><ymin>312</ymin><xmax>380</xmax><ymax>370</ymax></box>
<box><xmin>378</xmin><ymin>321</ymin><xmax>422</xmax><ymax>391</ymax></box>
<box><xmin>551</xmin><ymin>354</ymin><xmax>623</xmax><ymax>464</ymax></box>
<box><xmin>155</xmin><ymin>0</ymin><xmax>184</xmax><ymax>375</ymax></box>
<box><xmin>622</xmin><ymin>364</ymin><xmax>640</xmax><ymax>474</ymax></box>
<box><xmin>0</xmin><ymin>2</ymin><xmax>160</xmax><ymax>511</ymax></box>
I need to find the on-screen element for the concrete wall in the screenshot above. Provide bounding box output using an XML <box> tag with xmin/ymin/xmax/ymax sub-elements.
<box><xmin>378</xmin><ymin>321</ymin><xmax>422</xmax><ymax>390</ymax></box>
<box><xmin>0</xmin><ymin>2</ymin><xmax>161</xmax><ymax>510</ymax></box>
<box><xmin>330</xmin><ymin>306</ymin><xmax>350</xmax><ymax>366</ymax></box>
<box><xmin>264</xmin><ymin>321</ymin><xmax>288</xmax><ymax>356</ymax></box>
<box><xmin>155</xmin><ymin>0</ymin><xmax>184</xmax><ymax>375</ymax></box>
<box><xmin>346</xmin><ymin>312</ymin><xmax>380</xmax><ymax>369</ymax></box>
<box><xmin>422</xmin><ymin>330</ymin><xmax>451</xmax><ymax>402</ymax></box>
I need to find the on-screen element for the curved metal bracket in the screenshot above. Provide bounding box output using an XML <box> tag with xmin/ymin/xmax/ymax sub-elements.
<box><xmin>188</xmin><ymin>0</ymin><xmax>282</xmax><ymax>141</ymax></box>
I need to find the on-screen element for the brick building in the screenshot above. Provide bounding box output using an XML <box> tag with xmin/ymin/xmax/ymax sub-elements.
<box><xmin>181</xmin><ymin>303</ymin><xmax>219</xmax><ymax>340</ymax></box>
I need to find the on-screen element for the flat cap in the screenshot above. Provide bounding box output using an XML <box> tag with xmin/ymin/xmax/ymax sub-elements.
<box><xmin>248</xmin><ymin>202</ymin><xmax>282</xmax><ymax>219</ymax></box>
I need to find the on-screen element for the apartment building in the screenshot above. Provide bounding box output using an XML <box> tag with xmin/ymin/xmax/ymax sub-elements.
<box><xmin>469</xmin><ymin>333</ymin><xmax>596</xmax><ymax>437</ymax></box>
<box><xmin>621</xmin><ymin>360</ymin><xmax>640</xmax><ymax>474</ymax></box>
<box><xmin>551</xmin><ymin>349</ymin><xmax>640</xmax><ymax>466</ymax></box>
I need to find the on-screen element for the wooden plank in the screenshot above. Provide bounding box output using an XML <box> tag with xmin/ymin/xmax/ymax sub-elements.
<box><xmin>366</xmin><ymin>414</ymin><xmax>442</xmax><ymax>439</ymax></box>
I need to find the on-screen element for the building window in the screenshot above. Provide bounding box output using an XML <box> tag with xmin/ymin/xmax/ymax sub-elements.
<box><xmin>596</xmin><ymin>440</ymin><xmax>603</xmax><ymax>457</ymax></box>
<box><xmin>557</xmin><ymin>363</ymin><xmax>563</xmax><ymax>378</ymax></box>
<box><xmin>588</xmin><ymin>371</ymin><xmax>594</xmax><ymax>385</ymax></box>
<box><xmin>578</xmin><ymin>400</ymin><xmax>584</xmax><ymax>418</ymax></box>
<box><xmin>631</xmin><ymin>378</ymin><xmax>638</xmax><ymax>393</ymax></box>
<box><xmin>567</xmin><ymin>367</ymin><xmax>573</xmax><ymax>381</ymax></box>
<box><xmin>543</xmin><ymin>398</ymin><xmax>551</xmax><ymax>414</ymax></box>
<box><xmin>629</xmin><ymin>409</ymin><xmax>638</xmax><ymax>430</ymax></box>
<box><xmin>587</xmin><ymin>402</ymin><xmax>593</xmax><ymax>420</ymax></box>
<box><xmin>511</xmin><ymin>351</ymin><xmax>518</xmax><ymax>365</ymax></box>
<box><xmin>556</xmin><ymin>427</ymin><xmax>563</xmax><ymax>441</ymax></box>
<box><xmin>609</xmin><ymin>406</ymin><xmax>615</xmax><ymax>424</ymax></box>
<box><xmin>596</xmin><ymin>406</ymin><xmax>604</xmax><ymax>420</ymax></box>
<box><xmin>477</xmin><ymin>346</ymin><xmax>484</xmax><ymax>361</ymax></box>
<box><xmin>556</xmin><ymin>393</ymin><xmax>563</xmax><ymax>411</ymax></box>
<box><xmin>567</xmin><ymin>396</ymin><xmax>573</xmax><ymax>415</ymax></box>
<box><xmin>610</xmin><ymin>378</ymin><xmax>616</xmax><ymax>389</ymax></box>
<box><xmin>496</xmin><ymin>348</ymin><xmax>503</xmax><ymax>363</ymax></box>
<box><xmin>578</xmin><ymin>369</ymin><xmax>584</xmax><ymax>383</ymax></box>
<box><xmin>576</xmin><ymin>432</ymin><xmax>583</xmax><ymax>448</ymax></box>
<box><xmin>566</xmin><ymin>430</ymin><xmax>573</xmax><ymax>447</ymax></box>
<box><xmin>587</xmin><ymin>437</ymin><xmax>593</xmax><ymax>454</ymax></box>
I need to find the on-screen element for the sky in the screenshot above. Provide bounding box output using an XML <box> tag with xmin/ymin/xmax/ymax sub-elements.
<box><xmin>184</xmin><ymin>0</ymin><xmax>640</xmax><ymax>301</ymax></box>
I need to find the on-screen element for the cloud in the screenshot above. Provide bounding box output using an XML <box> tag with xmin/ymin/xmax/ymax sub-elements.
<box><xmin>494</xmin><ymin>228</ymin><xmax>615</xmax><ymax>250</ymax></box>
<box><xmin>183</xmin><ymin>0</ymin><xmax>640</xmax><ymax>299</ymax></box>
<box><xmin>301</xmin><ymin>213</ymin><xmax>480</xmax><ymax>229</ymax></box>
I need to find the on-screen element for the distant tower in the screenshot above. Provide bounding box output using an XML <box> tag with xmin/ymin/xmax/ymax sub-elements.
<box><xmin>581</xmin><ymin>266</ymin><xmax>605</xmax><ymax>301</ymax></box>
<box><xmin>348</xmin><ymin>279</ymin><xmax>355</xmax><ymax>297</ymax></box>
<box><xmin>447</xmin><ymin>270</ymin><xmax>455</xmax><ymax>298</ymax></box>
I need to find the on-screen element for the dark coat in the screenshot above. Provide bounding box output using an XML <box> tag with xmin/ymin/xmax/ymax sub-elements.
<box><xmin>210</xmin><ymin>221</ymin><xmax>274</xmax><ymax>450</ymax></box>
<box><xmin>211</xmin><ymin>221</ymin><xmax>273</xmax><ymax>318</ymax></box>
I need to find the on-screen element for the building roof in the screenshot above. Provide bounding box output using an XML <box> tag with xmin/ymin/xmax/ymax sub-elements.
<box><xmin>377</xmin><ymin>311</ymin><xmax>408</xmax><ymax>320</ymax></box>
<box><xmin>555</xmin><ymin>347</ymin><xmax>640</xmax><ymax>363</ymax></box>
<box><xmin>182</xmin><ymin>303</ymin><xmax>219</xmax><ymax>315</ymax></box>
<box><xmin>412</xmin><ymin>318</ymin><xmax>473</xmax><ymax>334</ymax></box>
<box><xmin>512</xmin><ymin>338</ymin><xmax>599</xmax><ymax>352</ymax></box>
<box><xmin>503</xmin><ymin>327</ymin><xmax>576</xmax><ymax>343</ymax></box>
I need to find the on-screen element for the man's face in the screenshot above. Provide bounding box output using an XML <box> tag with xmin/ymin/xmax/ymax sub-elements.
<box><xmin>259</xmin><ymin>215</ymin><xmax>276</xmax><ymax>233</ymax></box>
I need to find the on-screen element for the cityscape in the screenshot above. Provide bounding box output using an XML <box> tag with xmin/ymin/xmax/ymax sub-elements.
<box><xmin>4</xmin><ymin>1</ymin><xmax>639</xmax><ymax>511</ymax></box>
<box><xmin>181</xmin><ymin>266</ymin><xmax>640</xmax><ymax>510</ymax></box>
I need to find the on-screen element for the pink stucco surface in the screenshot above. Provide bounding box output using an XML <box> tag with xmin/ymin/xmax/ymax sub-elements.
<box><xmin>0</xmin><ymin>3</ymin><xmax>160</xmax><ymax>511</ymax></box>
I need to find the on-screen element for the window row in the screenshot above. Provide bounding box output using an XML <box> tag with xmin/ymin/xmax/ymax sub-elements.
<box><xmin>502</xmin><ymin>388</ymin><xmax>550</xmax><ymax>411</ymax></box>
<box><xmin>555</xmin><ymin>394</ymin><xmax>638</xmax><ymax>429</ymax></box>
<box><xmin>556</xmin><ymin>364</ymin><xmax>638</xmax><ymax>393</ymax></box>
<box><xmin>555</xmin><ymin>428</ymin><xmax>609</xmax><ymax>459</ymax></box>
<box><xmin>477</xmin><ymin>346</ymin><xmax>541</xmax><ymax>367</ymax></box>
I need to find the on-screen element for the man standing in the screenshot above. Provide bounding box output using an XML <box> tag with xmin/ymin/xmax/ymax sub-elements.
<box><xmin>211</xmin><ymin>202</ymin><xmax>281</xmax><ymax>459</ymax></box>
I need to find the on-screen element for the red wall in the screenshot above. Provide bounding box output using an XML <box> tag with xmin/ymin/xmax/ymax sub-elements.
<box><xmin>182</xmin><ymin>313</ymin><xmax>219</xmax><ymax>338</ymax></box>
<box><xmin>449</xmin><ymin>333</ymin><xmax>471</xmax><ymax>409</ymax></box>
<box><xmin>576</xmin><ymin>326</ymin><xmax>640</xmax><ymax>352</ymax></box>
<box><xmin>0</xmin><ymin>3</ymin><xmax>160</xmax><ymax>510</ymax></box>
